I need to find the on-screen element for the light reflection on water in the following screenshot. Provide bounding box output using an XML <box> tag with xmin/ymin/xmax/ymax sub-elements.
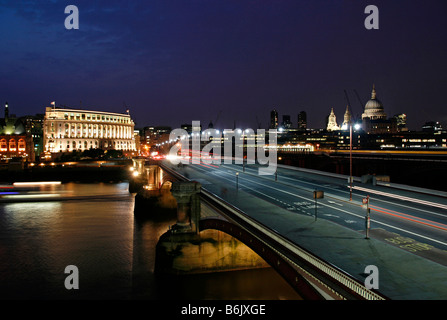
<box><xmin>0</xmin><ymin>182</ymin><xmax>300</xmax><ymax>300</ymax></box>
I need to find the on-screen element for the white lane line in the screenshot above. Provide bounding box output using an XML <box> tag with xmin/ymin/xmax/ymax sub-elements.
<box><xmin>193</xmin><ymin>165</ymin><xmax>447</xmax><ymax>248</ymax></box>
<box><xmin>222</xmin><ymin>164</ymin><xmax>447</xmax><ymax>218</ymax></box>
<box><xmin>182</xmin><ymin>164</ymin><xmax>447</xmax><ymax>248</ymax></box>
<box><xmin>352</xmin><ymin>185</ymin><xmax>447</xmax><ymax>210</ymax></box>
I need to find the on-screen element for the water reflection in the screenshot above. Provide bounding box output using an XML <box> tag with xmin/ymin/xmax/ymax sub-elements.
<box><xmin>0</xmin><ymin>182</ymin><xmax>300</xmax><ymax>300</ymax></box>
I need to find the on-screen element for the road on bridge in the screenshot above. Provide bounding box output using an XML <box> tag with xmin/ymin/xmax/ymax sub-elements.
<box><xmin>161</xmin><ymin>159</ymin><xmax>447</xmax><ymax>299</ymax></box>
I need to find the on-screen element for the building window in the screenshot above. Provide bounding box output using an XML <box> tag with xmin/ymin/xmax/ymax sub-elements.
<box><xmin>9</xmin><ymin>139</ymin><xmax>17</xmax><ymax>151</ymax></box>
<box><xmin>18</xmin><ymin>139</ymin><xmax>26</xmax><ymax>152</ymax></box>
<box><xmin>0</xmin><ymin>139</ymin><xmax>7</xmax><ymax>151</ymax></box>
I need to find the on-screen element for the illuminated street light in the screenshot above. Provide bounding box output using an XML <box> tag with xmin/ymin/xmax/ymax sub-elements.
<box><xmin>349</xmin><ymin>123</ymin><xmax>353</xmax><ymax>201</ymax></box>
<box><xmin>236</xmin><ymin>172</ymin><xmax>239</xmax><ymax>190</ymax></box>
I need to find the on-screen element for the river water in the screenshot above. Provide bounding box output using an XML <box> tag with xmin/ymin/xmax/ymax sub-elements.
<box><xmin>0</xmin><ymin>182</ymin><xmax>300</xmax><ymax>300</ymax></box>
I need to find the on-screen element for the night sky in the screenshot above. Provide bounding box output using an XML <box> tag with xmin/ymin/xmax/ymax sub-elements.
<box><xmin>0</xmin><ymin>0</ymin><xmax>446</xmax><ymax>130</ymax></box>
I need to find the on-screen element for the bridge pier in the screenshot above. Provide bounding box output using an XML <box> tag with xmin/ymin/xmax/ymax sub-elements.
<box><xmin>154</xmin><ymin>180</ymin><xmax>270</xmax><ymax>275</ymax></box>
<box><xmin>170</xmin><ymin>181</ymin><xmax>202</xmax><ymax>234</ymax></box>
<box><xmin>146</xmin><ymin>165</ymin><xmax>161</xmax><ymax>190</ymax></box>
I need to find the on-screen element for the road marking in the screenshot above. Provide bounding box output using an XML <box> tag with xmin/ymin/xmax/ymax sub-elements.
<box><xmin>328</xmin><ymin>200</ymin><xmax>344</xmax><ymax>206</ymax></box>
<box><xmin>223</xmin><ymin>163</ymin><xmax>447</xmax><ymax>218</ymax></box>
<box><xmin>182</xmin><ymin>163</ymin><xmax>447</xmax><ymax>248</ymax></box>
<box><xmin>352</xmin><ymin>185</ymin><xmax>447</xmax><ymax>210</ymax></box>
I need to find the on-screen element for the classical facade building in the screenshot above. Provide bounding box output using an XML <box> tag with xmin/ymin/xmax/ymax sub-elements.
<box><xmin>361</xmin><ymin>85</ymin><xmax>397</xmax><ymax>134</ymax></box>
<box><xmin>43</xmin><ymin>106</ymin><xmax>136</xmax><ymax>154</ymax></box>
<box><xmin>362</xmin><ymin>84</ymin><xmax>387</xmax><ymax>120</ymax></box>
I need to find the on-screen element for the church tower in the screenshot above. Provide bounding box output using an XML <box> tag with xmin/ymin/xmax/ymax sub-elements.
<box><xmin>342</xmin><ymin>105</ymin><xmax>351</xmax><ymax>129</ymax></box>
<box><xmin>326</xmin><ymin>108</ymin><xmax>340</xmax><ymax>131</ymax></box>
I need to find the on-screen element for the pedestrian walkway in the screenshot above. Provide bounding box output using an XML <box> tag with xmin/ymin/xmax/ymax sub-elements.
<box><xmin>224</xmin><ymin>186</ymin><xmax>447</xmax><ymax>299</ymax></box>
<box><xmin>181</xmin><ymin>165</ymin><xmax>447</xmax><ymax>300</ymax></box>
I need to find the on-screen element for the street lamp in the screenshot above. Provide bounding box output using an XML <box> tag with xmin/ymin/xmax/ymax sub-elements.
<box><xmin>363</xmin><ymin>195</ymin><xmax>371</xmax><ymax>239</ymax></box>
<box><xmin>349</xmin><ymin>123</ymin><xmax>353</xmax><ymax>201</ymax></box>
<box><xmin>236</xmin><ymin>172</ymin><xmax>239</xmax><ymax>190</ymax></box>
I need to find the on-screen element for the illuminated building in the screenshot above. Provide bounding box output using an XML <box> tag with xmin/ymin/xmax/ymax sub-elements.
<box><xmin>341</xmin><ymin>105</ymin><xmax>352</xmax><ymax>129</ymax></box>
<box><xmin>362</xmin><ymin>84</ymin><xmax>387</xmax><ymax>120</ymax></box>
<box><xmin>43</xmin><ymin>106</ymin><xmax>136</xmax><ymax>154</ymax></box>
<box><xmin>0</xmin><ymin>102</ymin><xmax>35</xmax><ymax>161</ymax></box>
<box><xmin>282</xmin><ymin>115</ymin><xmax>292</xmax><ymax>129</ymax></box>
<box><xmin>270</xmin><ymin>109</ymin><xmax>278</xmax><ymax>129</ymax></box>
<box><xmin>394</xmin><ymin>114</ymin><xmax>408</xmax><ymax>132</ymax></box>
<box><xmin>422</xmin><ymin>121</ymin><xmax>443</xmax><ymax>133</ymax></box>
<box><xmin>326</xmin><ymin>108</ymin><xmax>340</xmax><ymax>131</ymax></box>
<box><xmin>297</xmin><ymin>111</ymin><xmax>307</xmax><ymax>130</ymax></box>
<box><xmin>361</xmin><ymin>84</ymin><xmax>398</xmax><ymax>134</ymax></box>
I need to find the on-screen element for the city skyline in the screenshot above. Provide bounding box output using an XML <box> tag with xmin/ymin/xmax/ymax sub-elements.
<box><xmin>0</xmin><ymin>1</ymin><xmax>446</xmax><ymax>130</ymax></box>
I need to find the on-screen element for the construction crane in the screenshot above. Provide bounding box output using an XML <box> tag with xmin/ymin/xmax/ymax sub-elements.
<box><xmin>344</xmin><ymin>89</ymin><xmax>352</xmax><ymax>110</ymax></box>
<box><xmin>353</xmin><ymin>89</ymin><xmax>365</xmax><ymax>121</ymax></box>
<box><xmin>214</xmin><ymin>110</ymin><xmax>222</xmax><ymax>127</ymax></box>
<box><xmin>209</xmin><ymin>110</ymin><xmax>222</xmax><ymax>129</ymax></box>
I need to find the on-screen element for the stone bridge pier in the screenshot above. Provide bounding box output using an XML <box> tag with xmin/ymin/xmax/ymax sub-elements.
<box><xmin>154</xmin><ymin>180</ymin><xmax>269</xmax><ymax>275</ymax></box>
<box><xmin>170</xmin><ymin>181</ymin><xmax>202</xmax><ymax>234</ymax></box>
<box><xmin>145</xmin><ymin>165</ymin><xmax>161</xmax><ymax>190</ymax></box>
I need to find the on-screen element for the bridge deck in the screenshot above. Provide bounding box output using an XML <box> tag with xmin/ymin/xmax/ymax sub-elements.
<box><xmin>160</xmin><ymin>161</ymin><xmax>447</xmax><ymax>300</ymax></box>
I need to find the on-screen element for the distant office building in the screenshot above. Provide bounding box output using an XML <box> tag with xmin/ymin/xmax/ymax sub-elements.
<box><xmin>394</xmin><ymin>114</ymin><xmax>408</xmax><ymax>132</ymax></box>
<box><xmin>422</xmin><ymin>121</ymin><xmax>443</xmax><ymax>133</ymax></box>
<box><xmin>20</xmin><ymin>114</ymin><xmax>45</xmax><ymax>157</ymax></box>
<box><xmin>270</xmin><ymin>109</ymin><xmax>278</xmax><ymax>129</ymax></box>
<box><xmin>43</xmin><ymin>106</ymin><xmax>136</xmax><ymax>154</ymax></box>
<box><xmin>297</xmin><ymin>111</ymin><xmax>307</xmax><ymax>130</ymax></box>
<box><xmin>282</xmin><ymin>115</ymin><xmax>292</xmax><ymax>129</ymax></box>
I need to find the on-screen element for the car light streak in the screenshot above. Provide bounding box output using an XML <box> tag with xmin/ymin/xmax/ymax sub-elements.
<box><xmin>370</xmin><ymin>205</ymin><xmax>447</xmax><ymax>231</ymax></box>
<box><xmin>352</xmin><ymin>186</ymin><xmax>447</xmax><ymax>210</ymax></box>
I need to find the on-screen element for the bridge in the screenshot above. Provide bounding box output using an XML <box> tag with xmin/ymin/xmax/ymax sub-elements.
<box><xmin>130</xmin><ymin>158</ymin><xmax>447</xmax><ymax>300</ymax></box>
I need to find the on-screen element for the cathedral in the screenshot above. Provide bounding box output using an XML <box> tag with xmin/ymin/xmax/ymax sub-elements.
<box><xmin>361</xmin><ymin>84</ymin><xmax>397</xmax><ymax>134</ymax></box>
<box><xmin>326</xmin><ymin>84</ymin><xmax>397</xmax><ymax>134</ymax></box>
<box><xmin>362</xmin><ymin>84</ymin><xmax>387</xmax><ymax>120</ymax></box>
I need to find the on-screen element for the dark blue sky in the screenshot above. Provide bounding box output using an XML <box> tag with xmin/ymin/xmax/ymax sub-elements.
<box><xmin>0</xmin><ymin>0</ymin><xmax>446</xmax><ymax>130</ymax></box>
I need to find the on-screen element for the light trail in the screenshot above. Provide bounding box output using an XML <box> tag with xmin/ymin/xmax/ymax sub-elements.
<box><xmin>180</xmin><ymin>163</ymin><xmax>447</xmax><ymax>248</ymax></box>
<box><xmin>352</xmin><ymin>185</ymin><xmax>447</xmax><ymax>210</ymax></box>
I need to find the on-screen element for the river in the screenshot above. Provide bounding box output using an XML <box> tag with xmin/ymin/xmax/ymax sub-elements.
<box><xmin>0</xmin><ymin>182</ymin><xmax>300</xmax><ymax>300</ymax></box>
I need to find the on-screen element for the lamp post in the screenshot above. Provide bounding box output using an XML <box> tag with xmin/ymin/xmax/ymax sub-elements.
<box><xmin>364</xmin><ymin>195</ymin><xmax>370</xmax><ymax>239</ymax></box>
<box><xmin>349</xmin><ymin>123</ymin><xmax>353</xmax><ymax>201</ymax></box>
<box><xmin>236</xmin><ymin>172</ymin><xmax>239</xmax><ymax>190</ymax></box>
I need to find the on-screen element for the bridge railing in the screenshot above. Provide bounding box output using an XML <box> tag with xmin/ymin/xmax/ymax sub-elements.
<box><xmin>159</xmin><ymin>162</ymin><xmax>387</xmax><ymax>300</ymax></box>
